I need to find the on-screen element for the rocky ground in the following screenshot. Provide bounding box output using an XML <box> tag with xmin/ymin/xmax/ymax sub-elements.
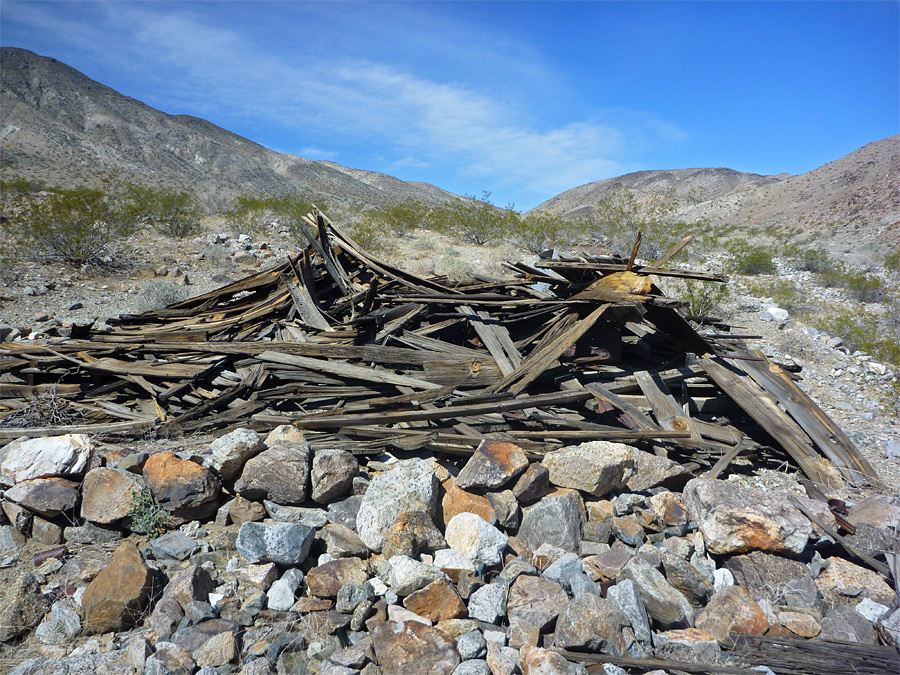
<box><xmin>1</xmin><ymin>220</ymin><xmax>899</xmax><ymax>674</ymax></box>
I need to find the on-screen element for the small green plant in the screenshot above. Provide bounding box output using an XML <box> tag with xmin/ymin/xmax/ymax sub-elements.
<box><xmin>744</xmin><ymin>278</ymin><xmax>810</xmax><ymax>316</ymax></box>
<box><xmin>128</xmin><ymin>487</ymin><xmax>170</xmax><ymax>537</ymax></box>
<box><xmin>153</xmin><ymin>191</ymin><xmax>202</xmax><ymax>238</ymax></box>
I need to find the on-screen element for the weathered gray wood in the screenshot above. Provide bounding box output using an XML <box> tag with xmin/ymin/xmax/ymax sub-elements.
<box><xmin>257</xmin><ymin>351</ymin><xmax>442</xmax><ymax>390</ymax></box>
<box><xmin>458</xmin><ymin>306</ymin><xmax>523</xmax><ymax>376</ymax></box>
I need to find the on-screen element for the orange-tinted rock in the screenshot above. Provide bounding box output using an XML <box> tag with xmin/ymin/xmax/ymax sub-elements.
<box><xmin>815</xmin><ymin>556</ymin><xmax>896</xmax><ymax>607</ymax></box>
<box><xmin>82</xmin><ymin>540</ymin><xmax>153</xmax><ymax>633</ymax></box>
<box><xmin>456</xmin><ymin>440</ymin><xmax>529</xmax><ymax>490</ymax></box>
<box><xmin>143</xmin><ymin>452</ymin><xmax>220</xmax><ymax>520</ymax></box>
<box><xmin>648</xmin><ymin>491</ymin><xmax>690</xmax><ymax>528</ymax></box>
<box><xmin>228</xmin><ymin>495</ymin><xmax>266</xmax><ymax>525</ymax></box>
<box><xmin>778</xmin><ymin>611</ymin><xmax>821</xmax><ymax>637</ymax></box>
<box><xmin>440</xmin><ymin>477</ymin><xmax>496</xmax><ymax>527</ymax></box>
<box><xmin>583</xmin><ymin>548</ymin><xmax>633</xmax><ymax>582</ymax></box>
<box><xmin>403</xmin><ymin>578</ymin><xmax>467</xmax><ymax>622</ymax></box>
<box><xmin>654</xmin><ymin>628</ymin><xmax>720</xmax><ymax>663</ymax></box>
<box><xmin>306</xmin><ymin>558</ymin><xmax>369</xmax><ymax>598</ymax></box>
<box><xmin>383</xmin><ymin>510</ymin><xmax>447</xmax><ymax>559</ymax></box>
<box><xmin>371</xmin><ymin>621</ymin><xmax>460</xmax><ymax>675</ymax></box>
<box><xmin>695</xmin><ymin>586</ymin><xmax>768</xmax><ymax>642</ymax></box>
<box><xmin>161</xmin><ymin>565</ymin><xmax>216</xmax><ymax>609</ymax></box>
<box><xmin>291</xmin><ymin>597</ymin><xmax>333</xmax><ymax>612</ymax></box>
<box><xmin>520</xmin><ymin>645</ymin><xmax>579</xmax><ymax>675</ymax></box>
<box><xmin>507</xmin><ymin>575</ymin><xmax>568</xmax><ymax>631</ymax></box>
<box><xmin>81</xmin><ymin>467</ymin><xmax>142</xmax><ymax>524</ymax></box>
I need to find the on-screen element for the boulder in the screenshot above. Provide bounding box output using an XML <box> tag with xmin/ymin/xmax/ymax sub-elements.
<box><xmin>0</xmin><ymin>523</ymin><xmax>26</xmax><ymax>556</ymax></box>
<box><xmin>694</xmin><ymin>586</ymin><xmax>768</xmax><ymax>642</ymax></box>
<box><xmin>236</xmin><ymin>521</ymin><xmax>315</xmax><ymax>566</ymax></box>
<box><xmin>815</xmin><ymin>556</ymin><xmax>896</xmax><ymax>607</ymax></box>
<box><xmin>161</xmin><ymin>565</ymin><xmax>217</xmax><ymax>609</ymax></box>
<box><xmin>371</xmin><ymin>620</ymin><xmax>460</xmax><ymax>675</ymax></box>
<box><xmin>617</xmin><ymin>557</ymin><xmax>693</xmax><ymax>629</ymax></box>
<box><xmin>683</xmin><ymin>478</ymin><xmax>832</xmax><ymax>555</ymax></box>
<box><xmin>383</xmin><ymin>510</ymin><xmax>447</xmax><ymax>559</ymax></box>
<box><xmin>468</xmin><ymin>583</ymin><xmax>507</xmax><ymax>623</ymax></box>
<box><xmin>512</xmin><ymin>463</ymin><xmax>551</xmax><ymax>503</ymax></box>
<box><xmin>235</xmin><ymin>441</ymin><xmax>311</xmax><ymax>505</ymax></box>
<box><xmin>205</xmin><ymin>427</ymin><xmax>265</xmax><ymax>480</ymax></box>
<box><xmin>307</xmin><ymin>558</ymin><xmax>370</xmax><ymax>598</ymax></box>
<box><xmin>541</xmin><ymin>441</ymin><xmax>635</xmax><ymax>497</ymax></box>
<box><xmin>441</xmin><ymin>477</ymin><xmax>497</xmax><ymax>527</ymax></box>
<box><xmin>456</xmin><ymin>440</ymin><xmax>529</xmax><ymax>490</ymax></box>
<box><xmin>152</xmin><ymin>531</ymin><xmax>200</xmax><ymax>561</ymax></box>
<box><xmin>724</xmin><ymin>551</ymin><xmax>811</xmax><ymax>606</ymax></box>
<box><xmin>311</xmin><ymin>448</ymin><xmax>359</xmax><ymax>503</ymax></box>
<box><xmin>607</xmin><ymin>579</ymin><xmax>652</xmax><ymax>644</ymax></box>
<box><xmin>653</xmin><ymin>628</ymin><xmax>720</xmax><ymax>663</ymax></box>
<box><xmin>554</xmin><ymin>594</ymin><xmax>630</xmax><ymax>656</ymax></box>
<box><xmin>228</xmin><ymin>494</ymin><xmax>267</xmax><ymax>525</ymax></box>
<box><xmin>143</xmin><ymin>452</ymin><xmax>221</xmax><ymax>520</ymax></box>
<box><xmin>520</xmin><ymin>645</ymin><xmax>588</xmax><ymax>675</ymax></box>
<box><xmin>0</xmin><ymin>572</ymin><xmax>50</xmax><ymax>642</ymax></box>
<box><xmin>82</xmin><ymin>540</ymin><xmax>153</xmax><ymax>633</ymax></box>
<box><xmin>404</xmin><ymin>579</ymin><xmax>467</xmax><ymax>622</ymax></box>
<box><xmin>445</xmin><ymin>512</ymin><xmax>508</xmax><ymax>567</ymax></box>
<box><xmin>1</xmin><ymin>434</ymin><xmax>92</xmax><ymax>484</ymax></box>
<box><xmin>356</xmin><ymin>458</ymin><xmax>439</xmax><ymax>551</ymax></box>
<box><xmin>517</xmin><ymin>489</ymin><xmax>584</xmax><ymax>553</ymax></box>
<box><xmin>388</xmin><ymin>555</ymin><xmax>444</xmax><ymax>596</ymax></box>
<box><xmin>80</xmin><ymin>467</ymin><xmax>143</xmax><ymax>524</ymax></box>
<box><xmin>321</xmin><ymin>522</ymin><xmax>369</xmax><ymax>558</ymax></box>
<box><xmin>507</xmin><ymin>575</ymin><xmax>570</xmax><ymax>631</ymax></box>
<box><xmin>4</xmin><ymin>477</ymin><xmax>79</xmax><ymax>517</ymax></box>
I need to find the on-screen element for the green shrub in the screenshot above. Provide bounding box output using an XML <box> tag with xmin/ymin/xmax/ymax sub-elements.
<box><xmin>511</xmin><ymin>212</ymin><xmax>572</xmax><ymax>254</ymax></box>
<box><xmin>153</xmin><ymin>191</ymin><xmax>202</xmax><ymax>238</ymax></box>
<box><xmin>363</xmin><ymin>200</ymin><xmax>427</xmax><ymax>236</ymax></box>
<box><xmin>728</xmin><ymin>243</ymin><xmax>777</xmax><ymax>275</ymax></box>
<box><xmin>588</xmin><ymin>187</ymin><xmax>682</xmax><ymax>259</ymax></box>
<box><xmin>815</xmin><ymin>307</ymin><xmax>899</xmax><ymax>365</ymax></box>
<box><xmin>3</xmin><ymin>187</ymin><xmax>136</xmax><ymax>265</ymax></box>
<box><xmin>744</xmin><ymin>278</ymin><xmax>810</xmax><ymax>316</ymax></box>
<box><xmin>0</xmin><ymin>176</ymin><xmax>45</xmax><ymax>196</ymax></box>
<box><xmin>135</xmin><ymin>280</ymin><xmax>191</xmax><ymax>311</ymax></box>
<box><xmin>816</xmin><ymin>263</ymin><xmax>884</xmax><ymax>303</ymax></box>
<box><xmin>673</xmin><ymin>279</ymin><xmax>731</xmax><ymax>318</ymax></box>
<box><xmin>429</xmin><ymin>191</ymin><xmax>517</xmax><ymax>245</ymax></box>
<box><xmin>792</xmin><ymin>247</ymin><xmax>835</xmax><ymax>274</ymax></box>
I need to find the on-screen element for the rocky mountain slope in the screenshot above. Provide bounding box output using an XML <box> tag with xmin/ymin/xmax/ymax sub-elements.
<box><xmin>533</xmin><ymin>137</ymin><xmax>900</xmax><ymax>257</ymax></box>
<box><xmin>0</xmin><ymin>47</ymin><xmax>453</xmax><ymax>209</ymax></box>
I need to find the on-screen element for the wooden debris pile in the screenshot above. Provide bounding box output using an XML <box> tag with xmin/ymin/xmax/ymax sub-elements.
<box><xmin>0</xmin><ymin>210</ymin><xmax>877</xmax><ymax>490</ymax></box>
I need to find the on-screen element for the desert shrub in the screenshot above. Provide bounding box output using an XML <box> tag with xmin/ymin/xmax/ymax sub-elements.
<box><xmin>815</xmin><ymin>307</ymin><xmax>899</xmax><ymax>365</ymax></box>
<box><xmin>0</xmin><ymin>176</ymin><xmax>45</xmax><ymax>196</ymax></box>
<box><xmin>226</xmin><ymin>194</ymin><xmax>321</xmax><ymax>238</ymax></box>
<box><xmin>364</xmin><ymin>200</ymin><xmax>428</xmax><ymax>237</ymax></box>
<box><xmin>816</xmin><ymin>263</ymin><xmax>884</xmax><ymax>303</ymax></box>
<box><xmin>346</xmin><ymin>219</ymin><xmax>388</xmax><ymax>254</ymax></box>
<box><xmin>153</xmin><ymin>191</ymin><xmax>202</xmax><ymax>238</ymax></box>
<box><xmin>728</xmin><ymin>243</ymin><xmax>777</xmax><ymax>275</ymax></box>
<box><xmin>512</xmin><ymin>212</ymin><xmax>572</xmax><ymax>254</ymax></box>
<box><xmin>588</xmin><ymin>187</ymin><xmax>683</xmax><ymax>260</ymax></box>
<box><xmin>672</xmin><ymin>279</ymin><xmax>731</xmax><ymax>318</ymax></box>
<box><xmin>3</xmin><ymin>187</ymin><xmax>136</xmax><ymax>265</ymax></box>
<box><xmin>134</xmin><ymin>280</ymin><xmax>191</xmax><ymax>311</ymax></box>
<box><xmin>429</xmin><ymin>191</ymin><xmax>517</xmax><ymax>245</ymax></box>
<box><xmin>791</xmin><ymin>246</ymin><xmax>835</xmax><ymax>274</ymax></box>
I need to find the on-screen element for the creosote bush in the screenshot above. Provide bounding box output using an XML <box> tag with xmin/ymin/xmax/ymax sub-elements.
<box><xmin>728</xmin><ymin>243</ymin><xmax>777</xmax><ymax>275</ymax></box>
<box><xmin>135</xmin><ymin>280</ymin><xmax>191</xmax><ymax>311</ymax></box>
<box><xmin>4</xmin><ymin>187</ymin><xmax>134</xmax><ymax>265</ymax></box>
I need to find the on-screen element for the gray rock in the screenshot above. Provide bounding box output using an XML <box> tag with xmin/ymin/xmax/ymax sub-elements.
<box><xmin>356</xmin><ymin>458</ymin><xmax>439</xmax><ymax>551</ymax></box>
<box><xmin>4</xmin><ymin>477</ymin><xmax>80</xmax><ymax>517</ymax></box>
<box><xmin>0</xmin><ymin>524</ymin><xmax>25</xmax><ymax>556</ymax></box>
<box><xmin>542</xmin><ymin>552</ymin><xmax>583</xmax><ymax>590</ymax></box>
<box><xmin>236</xmin><ymin>521</ymin><xmax>314</xmax><ymax>566</ymax></box>
<box><xmin>444</xmin><ymin>512</ymin><xmax>508</xmax><ymax>567</ymax></box>
<box><xmin>452</xmin><ymin>661</ymin><xmax>491</xmax><ymax>675</ymax></box>
<box><xmin>388</xmin><ymin>555</ymin><xmax>443</xmax><ymax>596</ymax></box>
<box><xmin>264</xmin><ymin>501</ymin><xmax>328</xmax><ymax>527</ymax></box>
<box><xmin>267</xmin><ymin>568</ymin><xmax>305</xmax><ymax>611</ymax></box>
<box><xmin>507</xmin><ymin>575</ymin><xmax>568</xmax><ymax>631</ymax></box>
<box><xmin>235</xmin><ymin>441</ymin><xmax>311</xmax><ymax>505</ymax></box>
<box><xmin>661</xmin><ymin>553</ymin><xmax>714</xmax><ymax>607</ymax></box>
<box><xmin>327</xmin><ymin>495</ymin><xmax>363</xmax><ymax>530</ymax></box>
<box><xmin>569</xmin><ymin>572</ymin><xmax>603</xmax><ymax>598</ymax></box>
<box><xmin>541</xmin><ymin>441</ymin><xmax>635</xmax><ymax>497</ymax></box>
<box><xmin>456</xmin><ymin>630</ymin><xmax>487</xmax><ymax>660</ymax></box>
<box><xmin>456</xmin><ymin>439</ymin><xmax>529</xmax><ymax>490</ymax></box>
<box><xmin>64</xmin><ymin>521</ymin><xmax>122</xmax><ymax>544</ymax></box>
<box><xmin>654</xmin><ymin>628</ymin><xmax>720</xmax><ymax>663</ymax></box>
<box><xmin>517</xmin><ymin>489</ymin><xmax>584</xmax><ymax>553</ymax></box>
<box><xmin>336</xmin><ymin>582</ymin><xmax>375</xmax><ymax>614</ymax></box>
<box><xmin>468</xmin><ymin>583</ymin><xmax>507</xmax><ymax>623</ymax></box>
<box><xmin>34</xmin><ymin>601</ymin><xmax>81</xmax><ymax>645</ymax></box>
<box><xmin>184</xmin><ymin>601</ymin><xmax>216</xmax><ymax>625</ymax></box>
<box><xmin>145</xmin><ymin>641</ymin><xmax>196</xmax><ymax>675</ymax></box>
<box><xmin>617</xmin><ymin>556</ymin><xmax>693</xmax><ymax>629</ymax></box>
<box><xmin>554</xmin><ymin>594</ymin><xmax>630</xmax><ymax>656</ymax></box>
<box><xmin>607</xmin><ymin>579</ymin><xmax>651</xmax><ymax>643</ymax></box>
<box><xmin>9</xmin><ymin>652</ymin><xmax>126</xmax><ymax>675</ymax></box>
<box><xmin>819</xmin><ymin>604</ymin><xmax>878</xmax><ymax>644</ymax></box>
<box><xmin>148</xmin><ymin>597</ymin><xmax>185</xmax><ymax>639</ymax></box>
<box><xmin>205</xmin><ymin>427</ymin><xmax>265</xmax><ymax>481</ymax></box>
<box><xmin>311</xmin><ymin>448</ymin><xmax>359</xmax><ymax>504</ymax></box>
<box><xmin>486</xmin><ymin>490</ymin><xmax>519</xmax><ymax>529</ymax></box>
<box><xmin>320</xmin><ymin>522</ymin><xmax>369</xmax><ymax>558</ymax></box>
<box><xmin>152</xmin><ymin>531</ymin><xmax>200</xmax><ymax>561</ymax></box>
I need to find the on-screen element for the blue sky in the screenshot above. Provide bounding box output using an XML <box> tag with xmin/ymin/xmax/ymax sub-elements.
<box><xmin>2</xmin><ymin>1</ymin><xmax>897</xmax><ymax>210</ymax></box>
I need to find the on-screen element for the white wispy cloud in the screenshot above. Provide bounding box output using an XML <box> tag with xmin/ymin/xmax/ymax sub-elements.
<box><xmin>3</xmin><ymin>2</ymin><xmax>687</xmax><ymax>206</ymax></box>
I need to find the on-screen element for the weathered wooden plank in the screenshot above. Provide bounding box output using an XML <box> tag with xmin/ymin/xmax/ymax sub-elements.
<box><xmin>257</xmin><ymin>351</ymin><xmax>442</xmax><ymax>390</ymax></box>
<box><xmin>699</xmin><ymin>357</ymin><xmax>838</xmax><ymax>488</ymax></box>
<box><xmin>0</xmin><ymin>420</ymin><xmax>156</xmax><ymax>440</ymax></box>
<box><xmin>740</xmin><ymin>351</ymin><xmax>877</xmax><ymax>482</ymax></box>
<box><xmin>280</xmin><ymin>271</ymin><xmax>333</xmax><ymax>331</ymax></box>
<box><xmin>458</xmin><ymin>306</ymin><xmax>523</xmax><ymax>376</ymax></box>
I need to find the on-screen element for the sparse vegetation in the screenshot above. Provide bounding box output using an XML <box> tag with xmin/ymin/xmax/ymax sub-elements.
<box><xmin>670</xmin><ymin>279</ymin><xmax>732</xmax><ymax>319</ymax></box>
<box><xmin>728</xmin><ymin>243</ymin><xmax>777</xmax><ymax>275</ymax></box>
<box><xmin>134</xmin><ymin>280</ymin><xmax>191</xmax><ymax>311</ymax></box>
<box><xmin>128</xmin><ymin>486</ymin><xmax>170</xmax><ymax>537</ymax></box>
<box><xmin>429</xmin><ymin>191</ymin><xmax>518</xmax><ymax>246</ymax></box>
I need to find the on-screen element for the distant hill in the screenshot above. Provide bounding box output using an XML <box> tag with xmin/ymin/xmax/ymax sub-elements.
<box><xmin>0</xmin><ymin>47</ymin><xmax>455</xmax><ymax>209</ymax></box>
<box><xmin>533</xmin><ymin>137</ymin><xmax>900</xmax><ymax>255</ymax></box>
